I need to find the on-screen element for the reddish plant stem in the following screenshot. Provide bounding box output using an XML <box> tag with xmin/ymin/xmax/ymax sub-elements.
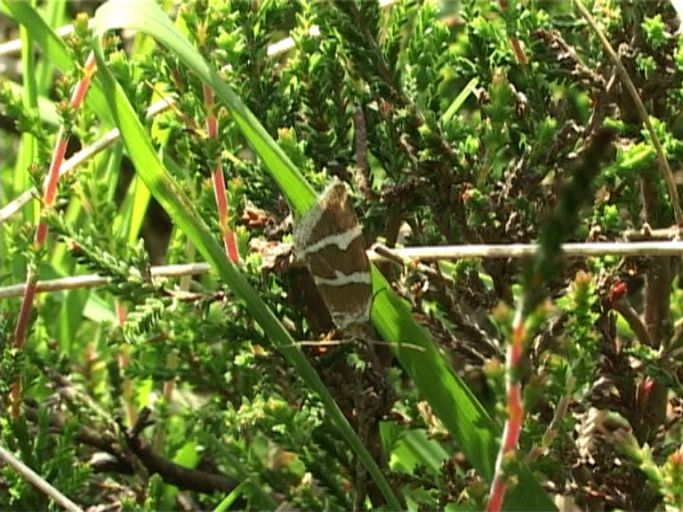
<box><xmin>203</xmin><ymin>84</ymin><xmax>239</xmax><ymax>263</ymax></box>
<box><xmin>10</xmin><ymin>53</ymin><xmax>97</xmax><ymax>417</ymax></box>
<box><xmin>499</xmin><ymin>0</ymin><xmax>528</xmax><ymax>66</ymax></box>
<box><xmin>487</xmin><ymin>312</ymin><xmax>526</xmax><ymax>512</ymax></box>
<box><xmin>510</xmin><ymin>37</ymin><xmax>527</xmax><ymax>66</ymax></box>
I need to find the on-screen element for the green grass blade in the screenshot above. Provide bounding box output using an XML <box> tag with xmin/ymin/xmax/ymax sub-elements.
<box><xmin>93</xmin><ymin>0</ymin><xmax>316</xmax><ymax>214</ymax></box>
<box><xmin>14</xmin><ymin>0</ymin><xmax>38</xmax><ymax>220</ymax></box>
<box><xmin>213</xmin><ymin>481</ymin><xmax>250</xmax><ymax>512</ymax></box>
<box><xmin>36</xmin><ymin>0</ymin><xmax>66</xmax><ymax>91</ymax></box>
<box><xmin>91</xmin><ymin>13</ymin><xmax>401</xmax><ymax>509</ymax></box>
<box><xmin>443</xmin><ymin>77</ymin><xmax>479</xmax><ymax>123</ymax></box>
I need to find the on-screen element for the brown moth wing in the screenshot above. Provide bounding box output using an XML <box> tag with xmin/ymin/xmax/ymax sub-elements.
<box><xmin>293</xmin><ymin>180</ymin><xmax>372</xmax><ymax>329</ymax></box>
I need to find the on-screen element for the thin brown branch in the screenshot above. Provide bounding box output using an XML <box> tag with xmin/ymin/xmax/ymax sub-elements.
<box><xmin>573</xmin><ymin>0</ymin><xmax>683</xmax><ymax>224</ymax></box>
<box><xmin>23</xmin><ymin>400</ymin><xmax>239</xmax><ymax>495</ymax></box>
<box><xmin>7</xmin><ymin>241</ymin><xmax>683</xmax><ymax>299</ymax></box>
<box><xmin>0</xmin><ymin>444</ymin><xmax>83</xmax><ymax>512</ymax></box>
<box><xmin>23</xmin><ymin>402</ymin><xmax>132</xmax><ymax>472</ymax></box>
<box><xmin>612</xmin><ymin>299</ymin><xmax>653</xmax><ymax>347</ymax></box>
<box><xmin>0</xmin><ymin>262</ymin><xmax>211</xmax><ymax>299</ymax></box>
<box><xmin>638</xmin><ymin>175</ymin><xmax>672</xmax><ymax>434</ymax></box>
<box><xmin>372</xmin><ymin>244</ymin><xmax>454</xmax><ymax>284</ymax></box>
<box><xmin>623</xmin><ymin>224</ymin><xmax>683</xmax><ymax>241</ymax></box>
<box><xmin>126</xmin><ymin>409</ymin><xmax>238</xmax><ymax>494</ymax></box>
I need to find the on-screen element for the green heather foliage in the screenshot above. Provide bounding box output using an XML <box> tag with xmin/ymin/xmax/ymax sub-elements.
<box><xmin>3</xmin><ymin>0</ymin><xmax>683</xmax><ymax>509</ymax></box>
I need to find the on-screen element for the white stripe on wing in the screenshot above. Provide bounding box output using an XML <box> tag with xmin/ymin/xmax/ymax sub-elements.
<box><xmin>313</xmin><ymin>270</ymin><xmax>372</xmax><ymax>286</ymax></box>
<box><xmin>298</xmin><ymin>224</ymin><xmax>364</xmax><ymax>258</ymax></box>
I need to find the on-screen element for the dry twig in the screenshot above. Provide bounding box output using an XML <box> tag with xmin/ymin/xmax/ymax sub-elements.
<box><xmin>573</xmin><ymin>0</ymin><xmax>683</xmax><ymax>224</ymax></box>
<box><xmin>0</xmin><ymin>445</ymin><xmax>83</xmax><ymax>512</ymax></box>
<box><xmin>5</xmin><ymin>241</ymin><xmax>683</xmax><ymax>299</ymax></box>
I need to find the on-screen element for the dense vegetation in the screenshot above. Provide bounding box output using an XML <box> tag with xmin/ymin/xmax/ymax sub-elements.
<box><xmin>3</xmin><ymin>0</ymin><xmax>683</xmax><ymax>509</ymax></box>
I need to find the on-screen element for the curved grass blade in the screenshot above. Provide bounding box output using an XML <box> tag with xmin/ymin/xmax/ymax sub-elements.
<box><xmin>90</xmin><ymin>10</ymin><xmax>400</xmax><ymax>510</ymax></box>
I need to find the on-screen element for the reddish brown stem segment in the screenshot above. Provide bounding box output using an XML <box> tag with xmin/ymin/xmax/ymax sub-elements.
<box><xmin>203</xmin><ymin>84</ymin><xmax>239</xmax><ymax>262</ymax></box>
<box><xmin>11</xmin><ymin>53</ymin><xmax>97</xmax><ymax>417</ymax></box>
<box><xmin>487</xmin><ymin>315</ymin><xmax>526</xmax><ymax>511</ymax></box>
<box><xmin>499</xmin><ymin>0</ymin><xmax>527</xmax><ymax>66</ymax></box>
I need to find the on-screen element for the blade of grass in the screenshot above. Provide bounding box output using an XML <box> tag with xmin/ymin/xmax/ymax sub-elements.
<box><xmin>93</xmin><ymin>0</ymin><xmax>316</xmax><ymax>214</ymax></box>
<box><xmin>35</xmin><ymin>0</ymin><xmax>66</xmax><ymax>90</ymax></box>
<box><xmin>91</xmin><ymin>16</ymin><xmax>401</xmax><ymax>509</ymax></box>
<box><xmin>213</xmin><ymin>480</ymin><xmax>251</xmax><ymax>512</ymax></box>
<box><xmin>14</xmin><ymin>0</ymin><xmax>38</xmax><ymax>221</ymax></box>
<box><xmin>443</xmin><ymin>77</ymin><xmax>478</xmax><ymax>123</ymax></box>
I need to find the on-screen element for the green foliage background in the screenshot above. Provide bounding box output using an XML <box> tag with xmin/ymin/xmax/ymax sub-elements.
<box><xmin>2</xmin><ymin>0</ymin><xmax>683</xmax><ymax>510</ymax></box>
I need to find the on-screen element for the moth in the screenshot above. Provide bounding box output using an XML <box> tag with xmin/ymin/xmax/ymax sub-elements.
<box><xmin>293</xmin><ymin>179</ymin><xmax>372</xmax><ymax>331</ymax></box>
